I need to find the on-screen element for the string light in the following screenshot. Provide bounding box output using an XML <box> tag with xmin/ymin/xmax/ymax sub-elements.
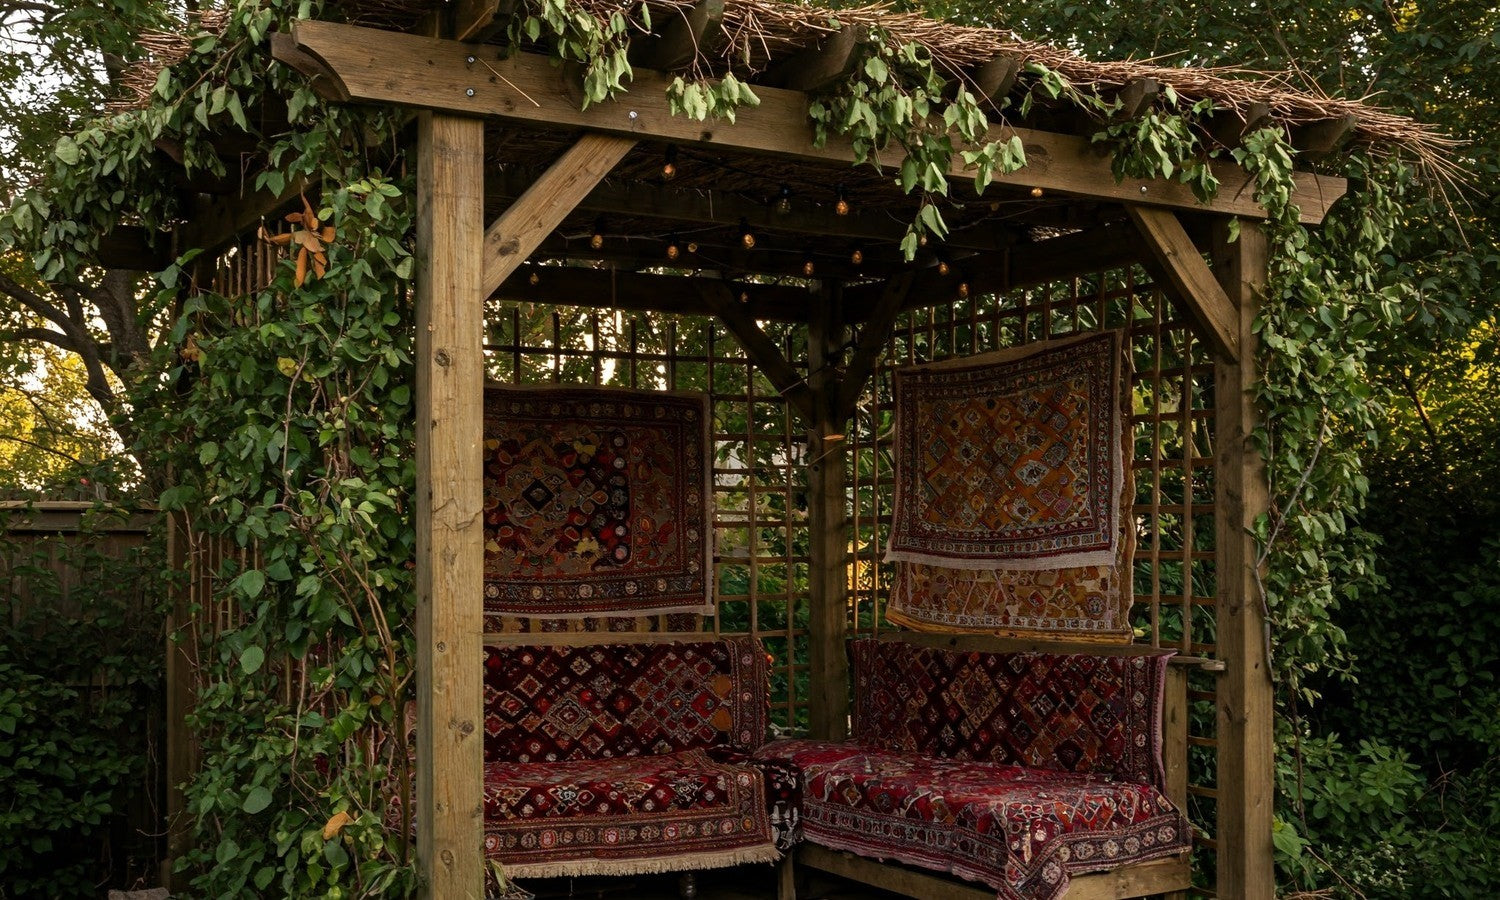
<box><xmin>662</xmin><ymin>145</ymin><xmax>678</xmax><ymax>181</ymax></box>
<box><xmin>687</xmin><ymin>241</ymin><xmax>699</xmax><ymax>254</ymax></box>
<box><xmin>528</xmin><ymin>271</ymin><xmax>539</xmax><ymax>285</ymax></box>
<box><xmin>1030</xmin><ymin>186</ymin><xmax>1044</xmax><ymax>198</ymax></box>
<box><xmin>850</xmin><ymin>246</ymin><xmax>864</xmax><ymax>266</ymax></box>
<box><xmin>775</xmin><ymin>184</ymin><xmax>792</xmax><ymax>215</ymax></box>
<box><xmin>937</xmin><ymin>257</ymin><xmax>951</xmax><ymax>277</ymax></box>
<box><xmin>590</xmin><ymin>218</ymin><xmax>605</xmax><ymax>250</ymax></box>
<box><xmin>834</xmin><ymin>183</ymin><xmax>850</xmax><ymax>216</ymax></box>
<box><xmin>802</xmin><ymin>255</ymin><xmax>816</xmax><ymax>277</ymax></box>
<box><xmin>739</xmin><ymin>218</ymin><xmax>756</xmax><ymax>250</ymax></box>
<box><xmin>665</xmin><ymin>233</ymin><xmax>681</xmax><ymax>261</ymax></box>
<box><xmin>957</xmin><ymin>279</ymin><xmax>971</xmax><ymax>299</ymax></box>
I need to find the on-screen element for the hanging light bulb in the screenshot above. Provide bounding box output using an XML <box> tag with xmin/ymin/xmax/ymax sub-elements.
<box><xmin>687</xmin><ymin>241</ymin><xmax>699</xmax><ymax>254</ymax></box>
<box><xmin>528</xmin><ymin>271</ymin><xmax>539</xmax><ymax>286</ymax></box>
<box><xmin>662</xmin><ymin>145</ymin><xmax>679</xmax><ymax>181</ymax></box>
<box><xmin>918</xmin><ymin>233</ymin><xmax>929</xmax><ymax>248</ymax></box>
<box><xmin>834</xmin><ymin>183</ymin><xmax>850</xmax><ymax>216</ymax></box>
<box><xmin>850</xmin><ymin>246</ymin><xmax>864</xmax><ymax>266</ymax></box>
<box><xmin>590</xmin><ymin>218</ymin><xmax>605</xmax><ymax>250</ymax></box>
<box><xmin>739</xmin><ymin>290</ymin><xmax>750</xmax><ymax>303</ymax></box>
<box><xmin>802</xmin><ymin>255</ymin><xmax>816</xmax><ymax>277</ymax></box>
<box><xmin>775</xmin><ymin>184</ymin><xmax>793</xmax><ymax>215</ymax></box>
<box><xmin>957</xmin><ymin>279</ymin><xmax>971</xmax><ymax>299</ymax></box>
<box><xmin>665</xmin><ymin>233</ymin><xmax>681</xmax><ymax>261</ymax></box>
<box><xmin>937</xmin><ymin>257</ymin><xmax>951</xmax><ymax>277</ymax></box>
<box><xmin>1030</xmin><ymin>186</ymin><xmax>1044</xmax><ymax>198</ymax></box>
<box><xmin>739</xmin><ymin>218</ymin><xmax>756</xmax><ymax>250</ymax></box>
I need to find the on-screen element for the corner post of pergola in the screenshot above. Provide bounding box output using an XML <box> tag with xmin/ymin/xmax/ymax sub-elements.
<box><xmin>1210</xmin><ymin>218</ymin><xmax>1275</xmax><ymax>900</ymax></box>
<box><xmin>414</xmin><ymin>111</ymin><xmax>488</xmax><ymax>899</ymax></box>
<box><xmin>807</xmin><ymin>283</ymin><xmax>850</xmax><ymax>741</ymax></box>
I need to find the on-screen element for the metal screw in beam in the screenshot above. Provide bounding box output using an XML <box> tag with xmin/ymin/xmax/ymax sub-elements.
<box><xmin>466</xmin><ymin>88</ymin><xmax>475</xmax><ymax>97</ymax></box>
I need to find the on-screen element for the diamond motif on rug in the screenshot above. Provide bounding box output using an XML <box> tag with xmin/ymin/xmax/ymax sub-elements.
<box><xmin>483</xmin><ymin>385</ymin><xmax>711</xmax><ymax>617</ymax></box>
<box><xmin>887</xmin><ymin>331</ymin><xmax>1127</xmax><ymax>570</ymax></box>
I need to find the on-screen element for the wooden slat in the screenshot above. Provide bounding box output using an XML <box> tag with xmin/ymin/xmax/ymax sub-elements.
<box><xmin>161</xmin><ymin>512</ymin><xmax>196</xmax><ymax>891</ymax></box>
<box><xmin>629</xmin><ymin>0</ymin><xmax>724</xmax><ymax>70</ymax></box>
<box><xmin>761</xmin><ymin>25</ymin><xmax>864</xmax><ymax>91</ymax></box>
<box><xmin>414</xmin><ymin>112</ymin><xmax>486</xmax><ymax>900</ymax></box>
<box><xmin>275</xmin><ymin>22</ymin><xmax>1348</xmax><ymax>223</ymax></box>
<box><xmin>481</xmin><ymin>134</ymin><xmax>636</xmax><ymax>297</ymax></box>
<box><xmin>798</xmin><ymin>845</ymin><xmax>1190</xmax><ymax>899</ymax></box>
<box><xmin>1164</xmin><ymin>665</ymin><xmax>1190</xmax><ymax>810</ymax></box>
<box><xmin>1125</xmin><ymin>205</ymin><xmax>1239</xmax><ymax>361</ymax></box>
<box><xmin>1211</xmin><ymin>218</ymin><xmax>1274</xmax><ymax>900</ymax></box>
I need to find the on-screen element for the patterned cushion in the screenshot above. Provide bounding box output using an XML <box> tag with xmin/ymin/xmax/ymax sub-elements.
<box><xmin>483</xmin><ymin>749</ymin><xmax>777</xmax><ymax>876</ymax></box>
<box><xmin>756</xmin><ymin>739</ymin><xmax>1188</xmax><ymax>900</ymax></box>
<box><xmin>849</xmin><ymin>640</ymin><xmax>1172</xmax><ymax>788</ymax></box>
<box><xmin>484</xmin><ymin>637</ymin><xmax>769</xmax><ymax>763</ymax></box>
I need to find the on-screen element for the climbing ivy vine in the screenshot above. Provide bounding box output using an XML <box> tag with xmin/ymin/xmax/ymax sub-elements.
<box><xmin>0</xmin><ymin>0</ymin><xmax>1424</xmax><ymax>894</ymax></box>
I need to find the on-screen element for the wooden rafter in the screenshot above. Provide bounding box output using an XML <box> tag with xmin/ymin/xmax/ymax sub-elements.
<box><xmin>836</xmin><ymin>273</ymin><xmax>912</xmax><ymax>419</ymax></box>
<box><xmin>696</xmin><ymin>282</ymin><xmax>815</xmax><ymax>420</ymax></box>
<box><xmin>481</xmin><ymin>134</ymin><xmax>637</xmax><ymax>297</ymax></box>
<box><xmin>272</xmin><ymin>21</ymin><xmax>1349</xmax><ymax>223</ymax></box>
<box><xmin>453</xmin><ymin>0</ymin><xmax>514</xmax><ymax>41</ymax></box>
<box><xmin>969</xmin><ymin>54</ymin><xmax>1021</xmax><ymax>107</ymax></box>
<box><xmin>629</xmin><ymin>0</ymin><xmax>724</xmax><ymax>70</ymax></box>
<box><xmin>1124</xmin><ymin>204</ymin><xmax>1239</xmax><ymax>361</ymax></box>
<box><xmin>761</xmin><ymin>24</ymin><xmax>864</xmax><ymax>91</ymax></box>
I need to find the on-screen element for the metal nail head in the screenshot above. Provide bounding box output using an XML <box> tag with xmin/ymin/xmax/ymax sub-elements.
<box><xmin>628</xmin><ymin>110</ymin><xmax>639</xmax><ymax>120</ymax></box>
<box><xmin>466</xmin><ymin>87</ymin><xmax>476</xmax><ymax>97</ymax></box>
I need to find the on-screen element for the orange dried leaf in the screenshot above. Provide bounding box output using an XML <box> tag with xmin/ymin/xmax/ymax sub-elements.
<box><xmin>322</xmin><ymin>810</ymin><xmax>353</xmax><ymax>840</ymax></box>
<box><xmin>294</xmin><ymin>251</ymin><xmax>308</xmax><ymax>287</ymax></box>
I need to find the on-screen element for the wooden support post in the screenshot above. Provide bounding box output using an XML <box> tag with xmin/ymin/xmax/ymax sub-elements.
<box><xmin>1211</xmin><ymin>218</ymin><xmax>1275</xmax><ymax>900</ymax></box>
<box><xmin>162</xmin><ymin>511</ymin><xmax>197</xmax><ymax>891</ymax></box>
<box><xmin>806</xmin><ymin>285</ymin><xmax>850</xmax><ymax>740</ymax></box>
<box><xmin>415</xmin><ymin>112</ymin><xmax>486</xmax><ymax>900</ymax></box>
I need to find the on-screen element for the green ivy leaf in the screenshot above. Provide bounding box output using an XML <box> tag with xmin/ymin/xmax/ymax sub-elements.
<box><xmin>243</xmin><ymin>785</ymin><xmax>273</xmax><ymax>814</ymax></box>
<box><xmin>240</xmin><ymin>646</ymin><xmax>266</xmax><ymax>675</ymax></box>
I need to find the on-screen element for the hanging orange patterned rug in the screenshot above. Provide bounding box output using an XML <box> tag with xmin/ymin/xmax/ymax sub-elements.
<box><xmin>887</xmin><ymin>330</ymin><xmax>1128</xmax><ymax>571</ymax></box>
<box><xmin>482</xmin><ymin>385</ymin><xmax>713</xmax><ymax>618</ymax></box>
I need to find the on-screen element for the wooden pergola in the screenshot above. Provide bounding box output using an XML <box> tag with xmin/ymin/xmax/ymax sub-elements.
<box><xmin>140</xmin><ymin>2</ymin><xmax>1434</xmax><ymax>896</ymax></box>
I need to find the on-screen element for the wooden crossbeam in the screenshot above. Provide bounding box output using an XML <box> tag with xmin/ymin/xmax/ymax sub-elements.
<box><xmin>495</xmin><ymin>264</ymin><xmax>814</xmax><ymax>322</ymax></box>
<box><xmin>1115</xmin><ymin>77</ymin><xmax>1160</xmax><ymax>119</ymax></box>
<box><xmin>529</xmin><ymin>235</ymin><xmax>906</xmax><ymax>281</ymax></box>
<box><xmin>629</xmin><ymin>0</ymin><xmax>724</xmax><ymax>70</ymax></box>
<box><xmin>836</xmin><ymin>273</ymin><xmax>912</xmax><ymax>419</ymax></box>
<box><xmin>762</xmin><ymin>25</ymin><xmax>864</xmax><ymax>91</ymax></box>
<box><xmin>697</xmin><ymin>282</ymin><xmax>815</xmax><ymax>419</ymax></box>
<box><xmin>481</xmin><ymin>134</ymin><xmax>636</xmax><ymax>297</ymax></box>
<box><xmin>453</xmin><ymin>0</ymin><xmax>515</xmax><ymax>41</ymax></box>
<box><xmin>487</xmin><ymin>168</ymin><xmax>1017</xmax><ymax>251</ymax></box>
<box><xmin>970</xmin><ymin>54</ymin><xmax>1021</xmax><ymax>106</ymax></box>
<box><xmin>1292</xmin><ymin>114</ymin><xmax>1358</xmax><ymax>157</ymax></box>
<box><xmin>1125</xmin><ymin>204</ymin><xmax>1239</xmax><ymax>361</ymax></box>
<box><xmin>273</xmin><ymin>21</ymin><xmax>1348</xmax><ymax>224</ymax></box>
<box><xmin>841</xmin><ymin>221</ymin><xmax>1145</xmax><ymax>319</ymax></box>
<box><xmin>1209</xmin><ymin>101</ymin><xmax>1272</xmax><ymax>148</ymax></box>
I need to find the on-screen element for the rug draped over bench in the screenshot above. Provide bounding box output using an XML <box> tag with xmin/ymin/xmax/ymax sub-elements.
<box><xmin>482</xmin><ymin>637</ymin><xmax>790</xmax><ymax>877</ymax></box>
<box><xmin>756</xmin><ymin>640</ymin><xmax>1190</xmax><ymax>900</ymax></box>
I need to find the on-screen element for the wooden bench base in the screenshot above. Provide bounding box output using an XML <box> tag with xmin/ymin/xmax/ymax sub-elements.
<box><xmin>791</xmin><ymin>844</ymin><xmax>1190</xmax><ymax>900</ymax></box>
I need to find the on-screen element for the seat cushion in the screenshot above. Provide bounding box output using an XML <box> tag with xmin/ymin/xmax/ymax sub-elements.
<box><xmin>756</xmin><ymin>739</ymin><xmax>1189</xmax><ymax>900</ymax></box>
<box><xmin>482</xmin><ymin>749</ymin><xmax>778</xmax><ymax>877</ymax></box>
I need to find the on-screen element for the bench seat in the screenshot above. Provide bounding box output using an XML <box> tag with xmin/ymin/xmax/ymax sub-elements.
<box><xmin>755</xmin><ymin>739</ymin><xmax>1187</xmax><ymax>900</ymax></box>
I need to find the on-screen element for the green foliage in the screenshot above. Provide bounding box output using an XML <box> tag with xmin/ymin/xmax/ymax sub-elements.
<box><xmin>806</xmin><ymin>27</ymin><xmax>1026</xmax><ymax>256</ymax></box>
<box><xmin>0</xmin><ymin>511</ymin><xmax>164</xmax><ymax>898</ymax></box>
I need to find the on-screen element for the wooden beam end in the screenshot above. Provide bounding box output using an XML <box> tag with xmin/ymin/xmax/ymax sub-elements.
<box><xmin>272</xmin><ymin>26</ymin><xmax>352</xmax><ymax>102</ymax></box>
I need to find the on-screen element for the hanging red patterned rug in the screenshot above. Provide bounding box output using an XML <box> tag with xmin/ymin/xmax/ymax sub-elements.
<box><xmin>887</xmin><ymin>330</ymin><xmax>1128</xmax><ymax>571</ymax></box>
<box><xmin>482</xmin><ymin>385</ymin><xmax>713</xmax><ymax>618</ymax></box>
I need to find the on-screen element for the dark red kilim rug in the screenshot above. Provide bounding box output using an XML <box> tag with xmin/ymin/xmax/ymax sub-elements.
<box><xmin>482</xmin><ymin>385</ymin><xmax>712</xmax><ymax>618</ymax></box>
<box><xmin>887</xmin><ymin>331</ymin><xmax>1127</xmax><ymax>571</ymax></box>
<box><xmin>756</xmin><ymin>740</ymin><xmax>1188</xmax><ymax>900</ymax></box>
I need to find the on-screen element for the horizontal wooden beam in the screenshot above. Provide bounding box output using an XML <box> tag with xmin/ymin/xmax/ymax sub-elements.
<box><xmin>174</xmin><ymin>173</ymin><xmax>313</xmax><ymax>257</ymax></box>
<box><xmin>274</xmin><ymin>22</ymin><xmax>1348</xmax><ymax>224</ymax></box>
<box><xmin>486</xmin><ymin>167</ymin><xmax>1017</xmax><ymax>251</ymax></box>
<box><xmin>1125</xmin><ymin>204</ymin><xmax>1239</xmax><ymax>360</ymax></box>
<box><xmin>842</xmin><ymin>220</ymin><xmax>1146</xmax><ymax>318</ymax></box>
<box><xmin>494</xmin><ymin>264</ymin><xmax>813</xmax><ymax>322</ymax></box>
<box><xmin>530</xmin><ymin>234</ymin><xmax>905</xmax><ymax>282</ymax></box>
